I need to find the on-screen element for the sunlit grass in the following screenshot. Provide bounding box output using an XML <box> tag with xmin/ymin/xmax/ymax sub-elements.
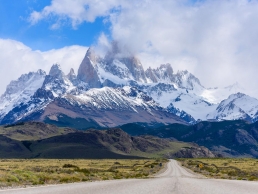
<box><xmin>0</xmin><ymin>158</ymin><xmax>168</xmax><ymax>188</ymax></box>
<box><xmin>178</xmin><ymin>158</ymin><xmax>258</xmax><ymax>181</ymax></box>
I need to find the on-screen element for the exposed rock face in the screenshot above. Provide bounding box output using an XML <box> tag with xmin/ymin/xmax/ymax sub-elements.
<box><xmin>67</xmin><ymin>68</ymin><xmax>77</xmax><ymax>83</ymax></box>
<box><xmin>39</xmin><ymin>86</ymin><xmax>185</xmax><ymax>127</ymax></box>
<box><xmin>103</xmin><ymin>43</ymin><xmax>147</xmax><ymax>82</ymax></box>
<box><xmin>48</xmin><ymin>64</ymin><xmax>64</xmax><ymax>78</ymax></box>
<box><xmin>1</xmin><ymin>70</ymin><xmax>45</xmax><ymax>102</ymax></box>
<box><xmin>3</xmin><ymin>69</ymin><xmax>46</xmax><ymax>97</ymax></box>
<box><xmin>145</xmin><ymin>67</ymin><xmax>158</xmax><ymax>83</ymax></box>
<box><xmin>0</xmin><ymin>70</ymin><xmax>46</xmax><ymax>120</ymax></box>
<box><xmin>235</xmin><ymin>129</ymin><xmax>257</xmax><ymax>145</ymax></box>
<box><xmin>122</xmin><ymin>56</ymin><xmax>147</xmax><ymax>82</ymax></box>
<box><xmin>167</xmin><ymin>103</ymin><xmax>196</xmax><ymax>124</ymax></box>
<box><xmin>42</xmin><ymin>64</ymin><xmax>73</xmax><ymax>97</ymax></box>
<box><xmin>33</xmin><ymin>88</ymin><xmax>54</xmax><ymax>100</ymax></box>
<box><xmin>207</xmin><ymin>93</ymin><xmax>258</xmax><ymax>122</ymax></box>
<box><xmin>85</xmin><ymin>128</ymin><xmax>174</xmax><ymax>154</ymax></box>
<box><xmin>169</xmin><ymin>146</ymin><xmax>217</xmax><ymax>158</ymax></box>
<box><xmin>77</xmin><ymin>48</ymin><xmax>101</xmax><ymax>88</ymax></box>
<box><xmin>145</xmin><ymin>64</ymin><xmax>174</xmax><ymax>83</ymax></box>
<box><xmin>174</xmin><ymin>70</ymin><xmax>203</xmax><ymax>90</ymax></box>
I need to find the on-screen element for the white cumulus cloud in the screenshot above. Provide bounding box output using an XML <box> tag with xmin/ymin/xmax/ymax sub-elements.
<box><xmin>0</xmin><ymin>39</ymin><xmax>87</xmax><ymax>95</ymax></box>
<box><xmin>24</xmin><ymin>0</ymin><xmax>258</xmax><ymax>98</ymax></box>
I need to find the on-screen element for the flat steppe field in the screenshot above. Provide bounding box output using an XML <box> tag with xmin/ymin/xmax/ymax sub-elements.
<box><xmin>178</xmin><ymin>158</ymin><xmax>258</xmax><ymax>181</ymax></box>
<box><xmin>0</xmin><ymin>159</ymin><xmax>167</xmax><ymax>188</ymax></box>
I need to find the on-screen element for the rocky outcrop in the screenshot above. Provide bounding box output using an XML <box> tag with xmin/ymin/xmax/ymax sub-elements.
<box><xmin>207</xmin><ymin>93</ymin><xmax>258</xmax><ymax>122</ymax></box>
<box><xmin>102</xmin><ymin>42</ymin><xmax>147</xmax><ymax>82</ymax></box>
<box><xmin>67</xmin><ymin>68</ymin><xmax>77</xmax><ymax>83</ymax></box>
<box><xmin>40</xmin><ymin>86</ymin><xmax>186</xmax><ymax>128</ymax></box>
<box><xmin>145</xmin><ymin>64</ymin><xmax>174</xmax><ymax>83</ymax></box>
<box><xmin>77</xmin><ymin>48</ymin><xmax>101</xmax><ymax>88</ymax></box>
<box><xmin>168</xmin><ymin>146</ymin><xmax>217</xmax><ymax>158</ymax></box>
<box><xmin>235</xmin><ymin>129</ymin><xmax>257</xmax><ymax>145</ymax></box>
<box><xmin>42</xmin><ymin>64</ymin><xmax>73</xmax><ymax>97</ymax></box>
<box><xmin>122</xmin><ymin>56</ymin><xmax>147</xmax><ymax>82</ymax></box>
<box><xmin>145</xmin><ymin>67</ymin><xmax>158</xmax><ymax>83</ymax></box>
<box><xmin>167</xmin><ymin>103</ymin><xmax>196</xmax><ymax>124</ymax></box>
<box><xmin>0</xmin><ymin>70</ymin><xmax>46</xmax><ymax>122</ymax></box>
<box><xmin>174</xmin><ymin>70</ymin><xmax>203</xmax><ymax>90</ymax></box>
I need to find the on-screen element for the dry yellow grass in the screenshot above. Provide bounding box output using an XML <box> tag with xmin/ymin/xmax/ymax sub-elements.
<box><xmin>0</xmin><ymin>159</ymin><xmax>168</xmax><ymax>188</ymax></box>
<box><xmin>178</xmin><ymin>158</ymin><xmax>258</xmax><ymax>181</ymax></box>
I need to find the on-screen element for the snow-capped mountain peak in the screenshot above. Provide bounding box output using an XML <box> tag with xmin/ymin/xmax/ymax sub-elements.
<box><xmin>145</xmin><ymin>63</ymin><xmax>174</xmax><ymax>83</ymax></box>
<box><xmin>207</xmin><ymin>92</ymin><xmax>258</xmax><ymax>122</ymax></box>
<box><xmin>67</xmin><ymin>68</ymin><xmax>76</xmax><ymax>81</ymax></box>
<box><xmin>0</xmin><ymin>47</ymin><xmax>256</xmax><ymax>126</ymax></box>
<box><xmin>77</xmin><ymin>48</ymin><xmax>101</xmax><ymax>88</ymax></box>
<box><xmin>0</xmin><ymin>70</ymin><xmax>46</xmax><ymax>117</ymax></box>
<box><xmin>48</xmin><ymin>64</ymin><xmax>64</xmax><ymax>78</ymax></box>
<box><xmin>42</xmin><ymin>64</ymin><xmax>74</xmax><ymax>97</ymax></box>
<box><xmin>174</xmin><ymin>70</ymin><xmax>203</xmax><ymax>90</ymax></box>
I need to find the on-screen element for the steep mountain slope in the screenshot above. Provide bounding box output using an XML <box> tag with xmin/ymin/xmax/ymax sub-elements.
<box><xmin>207</xmin><ymin>93</ymin><xmax>258</xmax><ymax>122</ymax></box>
<box><xmin>0</xmin><ymin>62</ymin><xmax>186</xmax><ymax>127</ymax></box>
<box><xmin>121</xmin><ymin>120</ymin><xmax>258</xmax><ymax>158</ymax></box>
<box><xmin>35</xmin><ymin>86</ymin><xmax>185</xmax><ymax>127</ymax></box>
<box><xmin>0</xmin><ymin>70</ymin><xmax>46</xmax><ymax>119</ymax></box>
<box><xmin>43</xmin><ymin>64</ymin><xmax>75</xmax><ymax>97</ymax></box>
<box><xmin>0</xmin><ymin>121</ymin><xmax>75</xmax><ymax>141</ymax></box>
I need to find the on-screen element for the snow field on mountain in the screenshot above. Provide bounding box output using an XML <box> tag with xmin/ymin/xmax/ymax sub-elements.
<box><xmin>0</xmin><ymin>47</ymin><xmax>257</xmax><ymax>124</ymax></box>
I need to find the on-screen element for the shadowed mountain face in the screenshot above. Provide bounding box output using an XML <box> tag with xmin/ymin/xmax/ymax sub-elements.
<box><xmin>0</xmin><ymin>122</ymin><xmax>215</xmax><ymax>159</ymax></box>
<box><xmin>120</xmin><ymin>120</ymin><xmax>258</xmax><ymax>158</ymax></box>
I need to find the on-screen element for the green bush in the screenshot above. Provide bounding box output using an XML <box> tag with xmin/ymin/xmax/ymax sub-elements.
<box><xmin>62</xmin><ymin>164</ymin><xmax>79</xmax><ymax>169</ymax></box>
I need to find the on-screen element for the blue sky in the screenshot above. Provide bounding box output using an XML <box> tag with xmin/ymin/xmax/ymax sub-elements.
<box><xmin>0</xmin><ymin>0</ymin><xmax>258</xmax><ymax>97</ymax></box>
<box><xmin>0</xmin><ymin>0</ymin><xmax>110</xmax><ymax>51</ymax></box>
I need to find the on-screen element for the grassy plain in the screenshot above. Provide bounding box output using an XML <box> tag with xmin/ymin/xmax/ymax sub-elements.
<box><xmin>0</xmin><ymin>159</ymin><xmax>167</xmax><ymax>188</ymax></box>
<box><xmin>178</xmin><ymin>158</ymin><xmax>258</xmax><ymax>181</ymax></box>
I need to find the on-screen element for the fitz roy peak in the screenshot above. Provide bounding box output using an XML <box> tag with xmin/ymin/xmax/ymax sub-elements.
<box><xmin>0</xmin><ymin>46</ymin><xmax>256</xmax><ymax>127</ymax></box>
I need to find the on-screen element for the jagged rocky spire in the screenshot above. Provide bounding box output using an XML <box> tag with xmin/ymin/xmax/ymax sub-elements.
<box><xmin>77</xmin><ymin>47</ymin><xmax>101</xmax><ymax>88</ymax></box>
<box><xmin>145</xmin><ymin>63</ymin><xmax>174</xmax><ymax>83</ymax></box>
<box><xmin>67</xmin><ymin>68</ymin><xmax>76</xmax><ymax>80</ymax></box>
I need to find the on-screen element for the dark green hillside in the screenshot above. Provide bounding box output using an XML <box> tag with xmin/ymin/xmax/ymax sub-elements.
<box><xmin>0</xmin><ymin>121</ymin><xmax>75</xmax><ymax>141</ymax></box>
<box><xmin>122</xmin><ymin>120</ymin><xmax>258</xmax><ymax>158</ymax></box>
<box><xmin>0</xmin><ymin>135</ymin><xmax>31</xmax><ymax>158</ymax></box>
<box><xmin>0</xmin><ymin>122</ymin><xmax>199</xmax><ymax>159</ymax></box>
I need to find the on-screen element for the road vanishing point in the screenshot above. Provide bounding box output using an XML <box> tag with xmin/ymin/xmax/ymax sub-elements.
<box><xmin>1</xmin><ymin>160</ymin><xmax>258</xmax><ymax>194</ymax></box>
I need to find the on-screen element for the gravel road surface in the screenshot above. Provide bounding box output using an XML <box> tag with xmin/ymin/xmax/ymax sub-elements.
<box><xmin>1</xmin><ymin>159</ymin><xmax>258</xmax><ymax>194</ymax></box>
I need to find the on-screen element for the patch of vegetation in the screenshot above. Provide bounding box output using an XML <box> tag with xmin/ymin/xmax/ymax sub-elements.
<box><xmin>122</xmin><ymin>120</ymin><xmax>258</xmax><ymax>158</ymax></box>
<box><xmin>0</xmin><ymin>159</ymin><xmax>168</xmax><ymax>188</ymax></box>
<box><xmin>44</xmin><ymin>114</ymin><xmax>102</xmax><ymax>130</ymax></box>
<box><xmin>0</xmin><ymin>121</ymin><xmax>74</xmax><ymax>141</ymax></box>
<box><xmin>178</xmin><ymin>158</ymin><xmax>258</xmax><ymax>181</ymax></box>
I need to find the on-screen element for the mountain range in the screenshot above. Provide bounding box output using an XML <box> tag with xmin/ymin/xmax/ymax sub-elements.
<box><xmin>0</xmin><ymin>122</ymin><xmax>215</xmax><ymax>159</ymax></box>
<box><xmin>0</xmin><ymin>43</ymin><xmax>257</xmax><ymax>127</ymax></box>
<box><xmin>120</xmin><ymin>120</ymin><xmax>258</xmax><ymax>158</ymax></box>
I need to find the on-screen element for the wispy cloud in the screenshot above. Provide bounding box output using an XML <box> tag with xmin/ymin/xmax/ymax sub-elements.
<box><xmin>24</xmin><ymin>0</ymin><xmax>258</xmax><ymax>98</ymax></box>
<box><xmin>28</xmin><ymin>0</ymin><xmax>121</xmax><ymax>29</ymax></box>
